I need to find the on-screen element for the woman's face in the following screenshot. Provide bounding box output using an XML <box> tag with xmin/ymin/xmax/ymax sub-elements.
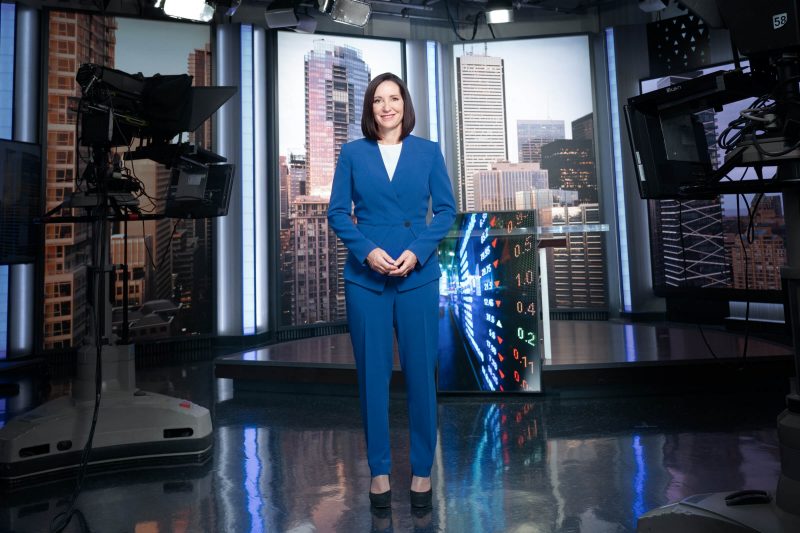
<box><xmin>372</xmin><ymin>80</ymin><xmax>404</xmax><ymax>138</ymax></box>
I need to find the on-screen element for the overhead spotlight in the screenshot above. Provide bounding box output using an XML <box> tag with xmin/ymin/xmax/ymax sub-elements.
<box><xmin>159</xmin><ymin>0</ymin><xmax>215</xmax><ymax>22</ymax></box>
<box><xmin>265</xmin><ymin>1</ymin><xmax>318</xmax><ymax>33</ymax></box>
<box><xmin>331</xmin><ymin>0</ymin><xmax>371</xmax><ymax>27</ymax></box>
<box><xmin>294</xmin><ymin>13</ymin><xmax>318</xmax><ymax>33</ymax></box>
<box><xmin>317</xmin><ymin>0</ymin><xmax>334</xmax><ymax>14</ymax></box>
<box><xmin>485</xmin><ymin>0</ymin><xmax>514</xmax><ymax>24</ymax></box>
<box><xmin>265</xmin><ymin>0</ymin><xmax>299</xmax><ymax>28</ymax></box>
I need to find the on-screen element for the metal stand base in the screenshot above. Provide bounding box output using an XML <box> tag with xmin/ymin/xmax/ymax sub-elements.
<box><xmin>0</xmin><ymin>345</ymin><xmax>213</xmax><ymax>490</ymax></box>
<box><xmin>638</xmin><ymin>404</ymin><xmax>800</xmax><ymax>532</ymax></box>
<box><xmin>637</xmin><ymin>490</ymin><xmax>800</xmax><ymax>532</ymax></box>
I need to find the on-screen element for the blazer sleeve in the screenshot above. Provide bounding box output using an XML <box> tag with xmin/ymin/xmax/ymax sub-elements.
<box><xmin>407</xmin><ymin>143</ymin><xmax>457</xmax><ymax>267</ymax></box>
<box><xmin>327</xmin><ymin>143</ymin><xmax>377</xmax><ymax>264</ymax></box>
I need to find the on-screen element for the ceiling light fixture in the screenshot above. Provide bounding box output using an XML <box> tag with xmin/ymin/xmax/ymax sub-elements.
<box><xmin>330</xmin><ymin>0</ymin><xmax>372</xmax><ymax>27</ymax></box>
<box><xmin>265</xmin><ymin>0</ymin><xmax>300</xmax><ymax>28</ymax></box>
<box><xmin>265</xmin><ymin>1</ymin><xmax>318</xmax><ymax>33</ymax></box>
<box><xmin>485</xmin><ymin>0</ymin><xmax>514</xmax><ymax>24</ymax></box>
<box><xmin>159</xmin><ymin>0</ymin><xmax>216</xmax><ymax>22</ymax></box>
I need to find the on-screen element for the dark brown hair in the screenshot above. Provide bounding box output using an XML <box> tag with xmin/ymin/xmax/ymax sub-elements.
<box><xmin>361</xmin><ymin>72</ymin><xmax>416</xmax><ymax>141</ymax></box>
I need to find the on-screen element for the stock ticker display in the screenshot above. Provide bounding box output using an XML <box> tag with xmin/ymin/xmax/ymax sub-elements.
<box><xmin>437</xmin><ymin>211</ymin><xmax>542</xmax><ymax>393</ymax></box>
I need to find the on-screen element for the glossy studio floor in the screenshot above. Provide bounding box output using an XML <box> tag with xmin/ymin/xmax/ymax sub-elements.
<box><xmin>0</xmin><ymin>320</ymin><xmax>794</xmax><ymax>533</ymax></box>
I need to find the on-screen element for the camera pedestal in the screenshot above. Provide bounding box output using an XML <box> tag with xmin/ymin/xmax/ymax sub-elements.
<box><xmin>638</xmin><ymin>191</ymin><xmax>800</xmax><ymax>531</ymax></box>
<box><xmin>0</xmin><ymin>344</ymin><xmax>213</xmax><ymax>489</ymax></box>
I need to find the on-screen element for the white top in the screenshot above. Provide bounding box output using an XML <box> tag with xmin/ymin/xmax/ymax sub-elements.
<box><xmin>378</xmin><ymin>142</ymin><xmax>402</xmax><ymax>181</ymax></box>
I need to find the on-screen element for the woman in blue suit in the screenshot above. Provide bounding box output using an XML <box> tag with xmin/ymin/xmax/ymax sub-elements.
<box><xmin>327</xmin><ymin>72</ymin><xmax>456</xmax><ymax>509</ymax></box>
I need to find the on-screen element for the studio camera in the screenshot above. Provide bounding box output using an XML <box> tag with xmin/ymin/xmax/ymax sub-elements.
<box><xmin>75</xmin><ymin>63</ymin><xmax>236</xmax><ymax>218</ymax></box>
<box><xmin>627</xmin><ymin>1</ymin><xmax>800</xmax><ymax>531</ymax></box>
<box><xmin>625</xmin><ymin>0</ymin><xmax>800</xmax><ymax>200</ymax></box>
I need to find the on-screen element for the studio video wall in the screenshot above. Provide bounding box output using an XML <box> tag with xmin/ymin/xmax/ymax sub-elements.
<box><xmin>44</xmin><ymin>12</ymin><xmax>214</xmax><ymax>349</ymax></box>
<box><xmin>640</xmin><ymin>62</ymin><xmax>787</xmax><ymax>297</ymax></box>
<box><xmin>438</xmin><ymin>211</ymin><xmax>541</xmax><ymax>392</ymax></box>
<box><xmin>275</xmin><ymin>31</ymin><xmax>404</xmax><ymax>328</ymax></box>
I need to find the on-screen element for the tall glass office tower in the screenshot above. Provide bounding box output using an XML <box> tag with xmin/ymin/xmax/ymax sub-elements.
<box><xmin>44</xmin><ymin>12</ymin><xmax>116</xmax><ymax>349</ymax></box>
<box><xmin>280</xmin><ymin>41</ymin><xmax>371</xmax><ymax>325</ymax></box>
<box><xmin>455</xmin><ymin>53</ymin><xmax>508</xmax><ymax>212</ymax></box>
<box><xmin>304</xmin><ymin>41</ymin><xmax>370</xmax><ymax>197</ymax></box>
<box><xmin>517</xmin><ymin>119</ymin><xmax>564</xmax><ymax>164</ymax></box>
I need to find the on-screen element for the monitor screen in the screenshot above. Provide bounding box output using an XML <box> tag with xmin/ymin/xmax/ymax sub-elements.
<box><xmin>438</xmin><ymin>211</ymin><xmax>542</xmax><ymax>393</ymax></box>
<box><xmin>0</xmin><ymin>139</ymin><xmax>42</xmax><ymax>265</ymax></box>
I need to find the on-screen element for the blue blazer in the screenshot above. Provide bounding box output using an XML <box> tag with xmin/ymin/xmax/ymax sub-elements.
<box><xmin>327</xmin><ymin>135</ymin><xmax>457</xmax><ymax>293</ymax></box>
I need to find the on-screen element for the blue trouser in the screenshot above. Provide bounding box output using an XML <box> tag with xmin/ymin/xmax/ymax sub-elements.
<box><xmin>345</xmin><ymin>278</ymin><xmax>439</xmax><ymax>477</ymax></box>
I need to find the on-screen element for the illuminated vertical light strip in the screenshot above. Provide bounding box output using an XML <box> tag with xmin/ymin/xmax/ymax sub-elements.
<box><xmin>0</xmin><ymin>2</ymin><xmax>16</xmax><ymax>358</ymax></box>
<box><xmin>241</xmin><ymin>25</ymin><xmax>255</xmax><ymax>335</ymax></box>
<box><xmin>0</xmin><ymin>267</ymin><xmax>7</xmax><ymax>358</ymax></box>
<box><xmin>0</xmin><ymin>3</ymin><xmax>14</xmax><ymax>137</ymax></box>
<box><xmin>216</xmin><ymin>24</ymin><xmax>243</xmax><ymax>336</ymax></box>
<box><xmin>243</xmin><ymin>427</ymin><xmax>265</xmax><ymax>532</ymax></box>
<box><xmin>426</xmin><ymin>41</ymin><xmax>438</xmax><ymax>143</ymax></box>
<box><xmin>605</xmin><ymin>28</ymin><xmax>632</xmax><ymax>313</ymax></box>
<box><xmin>631</xmin><ymin>435</ymin><xmax>647</xmax><ymax>525</ymax></box>
<box><xmin>625</xmin><ymin>323</ymin><xmax>636</xmax><ymax>362</ymax></box>
<box><xmin>539</xmin><ymin>248</ymin><xmax>551</xmax><ymax>360</ymax></box>
<box><xmin>253</xmin><ymin>27</ymin><xmax>267</xmax><ymax>333</ymax></box>
<box><xmin>215</xmin><ymin>25</ymin><xmax>231</xmax><ymax>333</ymax></box>
<box><xmin>8</xmin><ymin>5</ymin><xmax>35</xmax><ymax>358</ymax></box>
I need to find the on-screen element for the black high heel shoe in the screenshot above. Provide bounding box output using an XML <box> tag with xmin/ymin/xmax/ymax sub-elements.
<box><xmin>409</xmin><ymin>487</ymin><xmax>432</xmax><ymax>508</ymax></box>
<box><xmin>369</xmin><ymin>489</ymin><xmax>392</xmax><ymax>508</ymax></box>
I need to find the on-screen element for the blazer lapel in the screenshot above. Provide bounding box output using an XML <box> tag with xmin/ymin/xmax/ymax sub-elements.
<box><xmin>367</xmin><ymin>141</ymin><xmax>392</xmax><ymax>184</ymax></box>
<box><xmin>389</xmin><ymin>140</ymin><xmax>408</xmax><ymax>191</ymax></box>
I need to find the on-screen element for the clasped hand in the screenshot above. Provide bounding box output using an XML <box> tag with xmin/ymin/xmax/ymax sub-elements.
<box><xmin>366</xmin><ymin>248</ymin><xmax>417</xmax><ymax>277</ymax></box>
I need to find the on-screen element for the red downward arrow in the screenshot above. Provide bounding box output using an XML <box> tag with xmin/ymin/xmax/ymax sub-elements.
<box><xmin>493</xmin><ymin>259</ymin><xmax>499</xmax><ymax>268</ymax></box>
<box><xmin>498</xmin><ymin>353</ymin><xmax>504</xmax><ymax>362</ymax></box>
<box><xmin>492</xmin><ymin>238</ymin><xmax>498</xmax><ymax>248</ymax></box>
<box><xmin>498</xmin><ymin>369</ymin><xmax>505</xmax><ymax>379</ymax></box>
<box><xmin>490</xmin><ymin>216</ymin><xmax>496</xmax><ymax>228</ymax></box>
<box><xmin>495</xmin><ymin>300</ymin><xmax>501</xmax><ymax>307</ymax></box>
<box><xmin>497</xmin><ymin>336</ymin><xmax>504</xmax><ymax>344</ymax></box>
<box><xmin>494</xmin><ymin>280</ymin><xmax>501</xmax><ymax>287</ymax></box>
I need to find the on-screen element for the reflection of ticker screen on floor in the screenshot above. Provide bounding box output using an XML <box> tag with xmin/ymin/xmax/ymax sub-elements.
<box><xmin>437</xmin><ymin>211</ymin><xmax>542</xmax><ymax>393</ymax></box>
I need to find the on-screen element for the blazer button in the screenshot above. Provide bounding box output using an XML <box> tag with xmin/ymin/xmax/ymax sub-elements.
<box><xmin>404</xmin><ymin>221</ymin><xmax>411</xmax><ymax>227</ymax></box>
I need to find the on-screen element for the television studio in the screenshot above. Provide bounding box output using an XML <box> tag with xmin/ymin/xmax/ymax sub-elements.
<box><xmin>0</xmin><ymin>0</ymin><xmax>799</xmax><ymax>531</ymax></box>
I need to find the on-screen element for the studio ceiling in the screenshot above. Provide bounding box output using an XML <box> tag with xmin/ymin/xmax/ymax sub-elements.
<box><xmin>15</xmin><ymin>0</ymin><xmax>631</xmax><ymax>27</ymax></box>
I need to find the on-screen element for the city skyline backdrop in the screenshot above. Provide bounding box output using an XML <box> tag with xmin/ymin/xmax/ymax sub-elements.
<box><xmin>455</xmin><ymin>36</ymin><xmax>594</xmax><ymax>163</ymax></box>
<box><xmin>277</xmin><ymin>32</ymin><xmax>403</xmax><ymax>158</ymax></box>
<box><xmin>275</xmin><ymin>32</ymin><xmax>607</xmax><ymax>326</ymax></box>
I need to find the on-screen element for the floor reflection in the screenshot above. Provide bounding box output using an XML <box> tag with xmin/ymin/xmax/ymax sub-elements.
<box><xmin>0</xmin><ymin>361</ymin><xmax>785</xmax><ymax>532</ymax></box>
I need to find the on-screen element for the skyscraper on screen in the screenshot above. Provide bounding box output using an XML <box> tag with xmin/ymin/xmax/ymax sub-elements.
<box><xmin>44</xmin><ymin>12</ymin><xmax>116</xmax><ymax>349</ymax></box>
<box><xmin>455</xmin><ymin>53</ymin><xmax>508</xmax><ymax>212</ymax></box>
<box><xmin>517</xmin><ymin>119</ymin><xmax>564</xmax><ymax>164</ymax></box>
<box><xmin>304</xmin><ymin>40</ymin><xmax>370</xmax><ymax>197</ymax></box>
<box><xmin>281</xmin><ymin>41</ymin><xmax>371</xmax><ymax>324</ymax></box>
